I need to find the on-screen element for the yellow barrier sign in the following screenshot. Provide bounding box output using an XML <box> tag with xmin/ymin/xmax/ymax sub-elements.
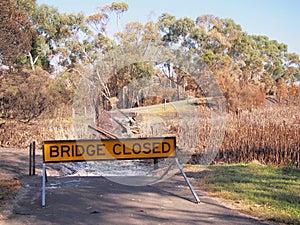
<box><xmin>43</xmin><ymin>137</ymin><xmax>176</xmax><ymax>163</ymax></box>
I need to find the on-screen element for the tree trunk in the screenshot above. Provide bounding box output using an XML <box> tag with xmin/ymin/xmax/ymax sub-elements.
<box><xmin>28</xmin><ymin>52</ymin><xmax>38</xmax><ymax>71</ymax></box>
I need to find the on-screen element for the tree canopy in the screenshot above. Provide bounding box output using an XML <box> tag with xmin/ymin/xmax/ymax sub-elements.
<box><xmin>1</xmin><ymin>1</ymin><xmax>300</xmax><ymax>120</ymax></box>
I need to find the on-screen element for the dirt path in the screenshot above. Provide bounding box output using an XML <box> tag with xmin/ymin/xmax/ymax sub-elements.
<box><xmin>0</xmin><ymin>148</ymin><xmax>30</xmax><ymax>181</ymax></box>
<box><xmin>0</xmin><ymin>147</ymin><xmax>272</xmax><ymax>225</ymax></box>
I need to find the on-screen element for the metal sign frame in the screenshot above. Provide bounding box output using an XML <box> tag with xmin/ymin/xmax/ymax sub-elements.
<box><xmin>41</xmin><ymin>137</ymin><xmax>200</xmax><ymax>207</ymax></box>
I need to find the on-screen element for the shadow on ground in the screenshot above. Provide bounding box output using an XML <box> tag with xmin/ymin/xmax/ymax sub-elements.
<box><xmin>3</xmin><ymin>174</ymin><xmax>271</xmax><ymax>225</ymax></box>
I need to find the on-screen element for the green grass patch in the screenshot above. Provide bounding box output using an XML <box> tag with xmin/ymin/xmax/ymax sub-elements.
<box><xmin>192</xmin><ymin>162</ymin><xmax>300</xmax><ymax>224</ymax></box>
<box><xmin>142</xmin><ymin>105</ymin><xmax>176</xmax><ymax>114</ymax></box>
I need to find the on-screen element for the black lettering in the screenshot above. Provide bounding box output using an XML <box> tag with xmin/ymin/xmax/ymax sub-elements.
<box><xmin>76</xmin><ymin>145</ymin><xmax>84</xmax><ymax>156</ymax></box>
<box><xmin>113</xmin><ymin>143</ymin><xmax>122</xmax><ymax>155</ymax></box>
<box><xmin>152</xmin><ymin>142</ymin><xmax>161</xmax><ymax>154</ymax></box>
<box><xmin>142</xmin><ymin>142</ymin><xmax>151</xmax><ymax>154</ymax></box>
<box><xmin>71</xmin><ymin>145</ymin><xmax>74</xmax><ymax>157</ymax></box>
<box><xmin>50</xmin><ymin>146</ymin><xmax>59</xmax><ymax>157</ymax></box>
<box><xmin>132</xmin><ymin>143</ymin><xmax>141</xmax><ymax>154</ymax></box>
<box><xmin>162</xmin><ymin>142</ymin><xmax>171</xmax><ymax>153</ymax></box>
<box><xmin>123</xmin><ymin>144</ymin><xmax>131</xmax><ymax>155</ymax></box>
<box><xmin>86</xmin><ymin>144</ymin><xmax>95</xmax><ymax>156</ymax></box>
<box><xmin>61</xmin><ymin>145</ymin><xmax>70</xmax><ymax>157</ymax></box>
<box><xmin>96</xmin><ymin>144</ymin><xmax>105</xmax><ymax>156</ymax></box>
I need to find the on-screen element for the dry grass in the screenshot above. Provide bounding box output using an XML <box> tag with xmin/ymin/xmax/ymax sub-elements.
<box><xmin>0</xmin><ymin>103</ymin><xmax>299</xmax><ymax>167</ymax></box>
<box><xmin>215</xmin><ymin>105</ymin><xmax>300</xmax><ymax>167</ymax></box>
<box><xmin>0</xmin><ymin>118</ymin><xmax>75</xmax><ymax>148</ymax></box>
<box><xmin>168</xmin><ymin>103</ymin><xmax>300</xmax><ymax>168</ymax></box>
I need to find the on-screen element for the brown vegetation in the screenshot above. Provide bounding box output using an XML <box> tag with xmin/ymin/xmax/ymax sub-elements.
<box><xmin>214</xmin><ymin>105</ymin><xmax>300</xmax><ymax>167</ymax></box>
<box><xmin>0</xmin><ymin>105</ymin><xmax>73</xmax><ymax>148</ymax></box>
<box><xmin>0</xmin><ymin>98</ymin><xmax>299</xmax><ymax>168</ymax></box>
<box><xmin>0</xmin><ymin>0</ymin><xmax>36</xmax><ymax>67</ymax></box>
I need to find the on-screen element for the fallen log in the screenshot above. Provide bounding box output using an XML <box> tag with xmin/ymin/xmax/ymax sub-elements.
<box><xmin>88</xmin><ymin>125</ymin><xmax>118</xmax><ymax>139</ymax></box>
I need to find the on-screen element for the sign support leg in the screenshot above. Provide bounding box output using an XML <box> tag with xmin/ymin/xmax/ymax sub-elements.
<box><xmin>175</xmin><ymin>157</ymin><xmax>200</xmax><ymax>203</ymax></box>
<box><xmin>42</xmin><ymin>163</ymin><xmax>46</xmax><ymax>207</ymax></box>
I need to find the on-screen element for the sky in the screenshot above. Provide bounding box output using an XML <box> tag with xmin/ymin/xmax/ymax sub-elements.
<box><xmin>36</xmin><ymin>0</ymin><xmax>300</xmax><ymax>55</ymax></box>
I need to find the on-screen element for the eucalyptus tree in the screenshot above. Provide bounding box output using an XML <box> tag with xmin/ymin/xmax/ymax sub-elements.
<box><xmin>252</xmin><ymin>35</ymin><xmax>300</xmax><ymax>94</ymax></box>
<box><xmin>157</xmin><ymin>14</ymin><xmax>265</xmax><ymax>109</ymax></box>
<box><xmin>28</xmin><ymin>4</ymin><xmax>92</xmax><ymax>71</ymax></box>
<box><xmin>86</xmin><ymin>2</ymin><xmax>129</xmax><ymax>54</ymax></box>
<box><xmin>0</xmin><ymin>0</ymin><xmax>36</xmax><ymax>68</ymax></box>
<box><xmin>96</xmin><ymin>21</ymin><xmax>161</xmax><ymax>108</ymax></box>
